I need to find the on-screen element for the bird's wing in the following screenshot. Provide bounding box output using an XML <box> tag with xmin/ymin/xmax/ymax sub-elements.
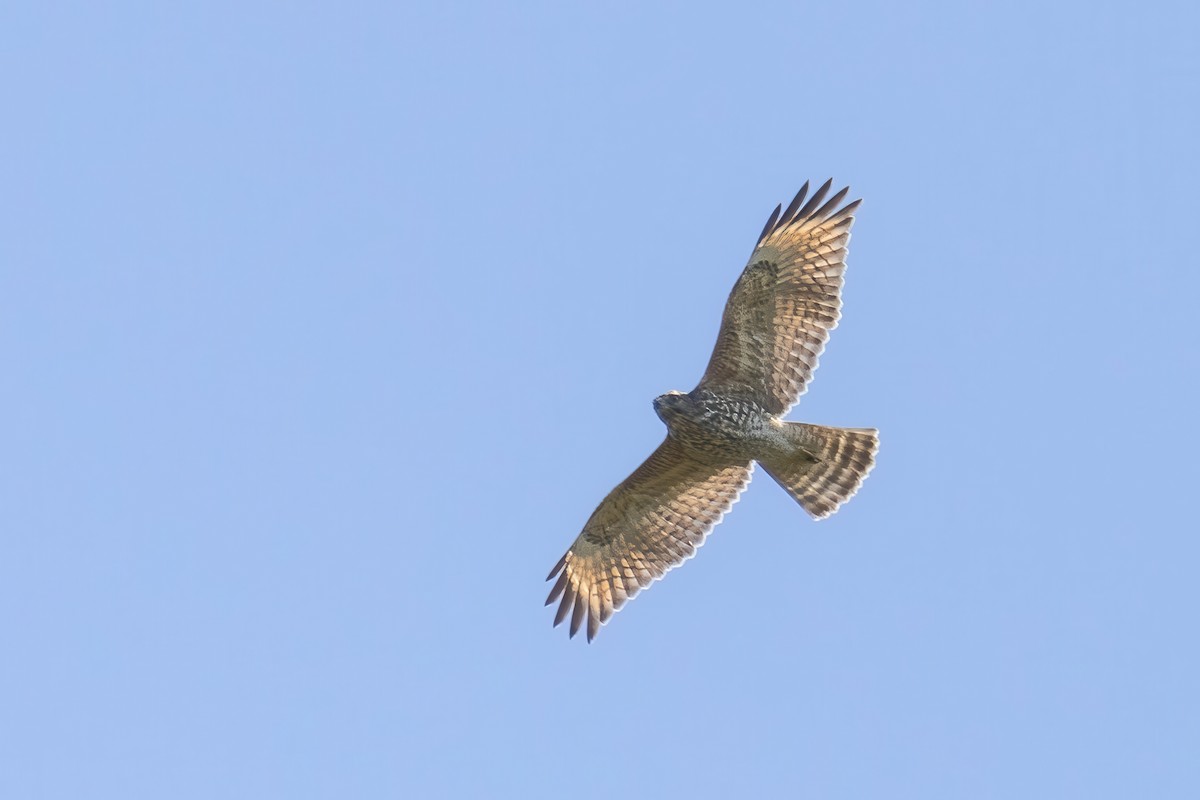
<box><xmin>546</xmin><ymin>438</ymin><xmax>753</xmax><ymax>642</ymax></box>
<box><xmin>697</xmin><ymin>180</ymin><xmax>860</xmax><ymax>415</ymax></box>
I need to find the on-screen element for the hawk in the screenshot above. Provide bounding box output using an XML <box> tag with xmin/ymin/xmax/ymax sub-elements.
<box><xmin>546</xmin><ymin>180</ymin><xmax>878</xmax><ymax>642</ymax></box>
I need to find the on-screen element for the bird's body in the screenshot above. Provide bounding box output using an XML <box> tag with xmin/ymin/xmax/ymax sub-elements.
<box><xmin>547</xmin><ymin>180</ymin><xmax>878</xmax><ymax>641</ymax></box>
<box><xmin>653</xmin><ymin>389</ymin><xmax>791</xmax><ymax>465</ymax></box>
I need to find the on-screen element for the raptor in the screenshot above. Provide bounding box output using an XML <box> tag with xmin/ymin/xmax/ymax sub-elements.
<box><xmin>546</xmin><ymin>180</ymin><xmax>878</xmax><ymax>641</ymax></box>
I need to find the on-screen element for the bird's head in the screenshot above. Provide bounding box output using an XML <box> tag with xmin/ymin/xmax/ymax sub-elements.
<box><xmin>652</xmin><ymin>390</ymin><xmax>689</xmax><ymax>423</ymax></box>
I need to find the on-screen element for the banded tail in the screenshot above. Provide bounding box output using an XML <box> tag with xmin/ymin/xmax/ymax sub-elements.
<box><xmin>759</xmin><ymin>423</ymin><xmax>878</xmax><ymax>519</ymax></box>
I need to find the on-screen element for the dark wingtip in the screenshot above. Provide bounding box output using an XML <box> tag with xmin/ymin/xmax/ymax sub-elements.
<box><xmin>839</xmin><ymin>197</ymin><xmax>863</xmax><ymax>217</ymax></box>
<box><xmin>553</xmin><ymin>584</ymin><xmax>576</xmax><ymax>626</ymax></box>
<box><xmin>813</xmin><ymin>185</ymin><xmax>851</xmax><ymax>220</ymax></box>
<box><xmin>545</xmin><ymin>569</ymin><xmax>569</xmax><ymax>606</ymax></box>
<box><xmin>780</xmin><ymin>181</ymin><xmax>810</xmax><ymax>224</ymax></box>
<box><xmin>757</xmin><ymin>203</ymin><xmax>782</xmax><ymax>244</ymax></box>
<box><xmin>795</xmin><ymin>178</ymin><xmax>834</xmax><ymax>220</ymax></box>
<box><xmin>586</xmin><ymin>606</ymin><xmax>600</xmax><ymax>642</ymax></box>
<box><xmin>546</xmin><ymin>553</ymin><xmax>567</xmax><ymax>581</ymax></box>
<box><xmin>569</xmin><ymin>594</ymin><xmax>585</xmax><ymax>638</ymax></box>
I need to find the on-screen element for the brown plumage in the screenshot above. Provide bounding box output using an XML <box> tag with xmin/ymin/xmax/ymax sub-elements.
<box><xmin>547</xmin><ymin>180</ymin><xmax>878</xmax><ymax>641</ymax></box>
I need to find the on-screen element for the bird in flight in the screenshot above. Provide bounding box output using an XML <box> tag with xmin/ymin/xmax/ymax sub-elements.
<box><xmin>546</xmin><ymin>180</ymin><xmax>878</xmax><ymax>642</ymax></box>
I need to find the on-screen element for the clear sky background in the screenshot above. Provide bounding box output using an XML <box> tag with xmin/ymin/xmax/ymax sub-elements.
<box><xmin>2</xmin><ymin>2</ymin><xmax>1198</xmax><ymax>798</ymax></box>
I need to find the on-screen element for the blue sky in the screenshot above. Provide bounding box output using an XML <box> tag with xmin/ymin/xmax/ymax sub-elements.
<box><xmin>2</xmin><ymin>2</ymin><xmax>1198</xmax><ymax>797</ymax></box>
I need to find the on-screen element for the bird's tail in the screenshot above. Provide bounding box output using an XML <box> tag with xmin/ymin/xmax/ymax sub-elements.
<box><xmin>758</xmin><ymin>423</ymin><xmax>878</xmax><ymax>520</ymax></box>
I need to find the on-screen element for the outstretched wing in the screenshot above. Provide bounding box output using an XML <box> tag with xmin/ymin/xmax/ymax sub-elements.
<box><xmin>546</xmin><ymin>438</ymin><xmax>752</xmax><ymax>642</ymax></box>
<box><xmin>697</xmin><ymin>180</ymin><xmax>861</xmax><ymax>415</ymax></box>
